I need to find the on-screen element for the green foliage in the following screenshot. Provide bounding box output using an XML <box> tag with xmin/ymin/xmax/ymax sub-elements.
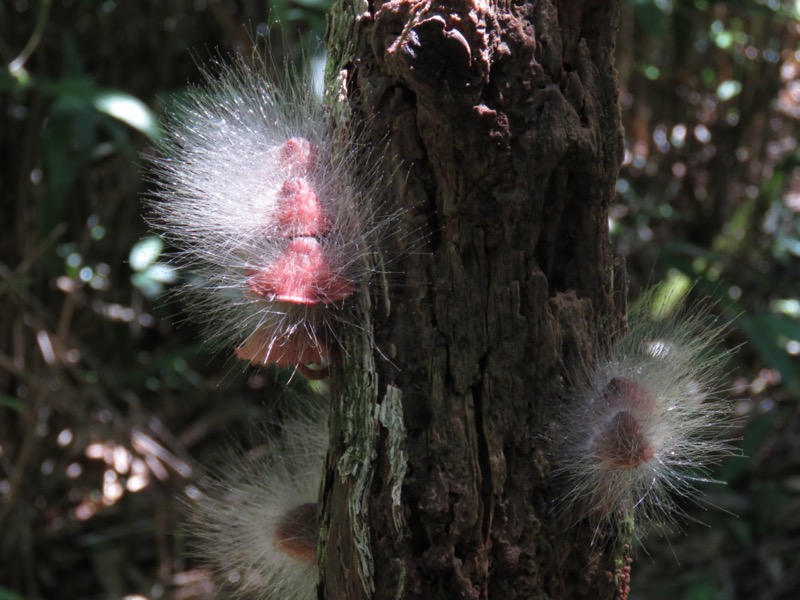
<box><xmin>0</xmin><ymin>2</ymin><xmax>328</xmax><ymax>598</ymax></box>
<box><xmin>0</xmin><ymin>587</ymin><xmax>28</xmax><ymax>600</ymax></box>
<box><xmin>129</xmin><ymin>236</ymin><xmax>177</xmax><ymax>299</ymax></box>
<box><xmin>617</xmin><ymin>1</ymin><xmax>800</xmax><ymax>596</ymax></box>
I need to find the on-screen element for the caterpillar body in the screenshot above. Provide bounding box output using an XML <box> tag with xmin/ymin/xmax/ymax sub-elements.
<box><xmin>147</xmin><ymin>52</ymin><xmax>387</xmax><ymax>377</ymax></box>
<box><xmin>188</xmin><ymin>401</ymin><xmax>327</xmax><ymax>599</ymax></box>
<box><xmin>556</xmin><ymin>285</ymin><xmax>739</xmax><ymax>539</ymax></box>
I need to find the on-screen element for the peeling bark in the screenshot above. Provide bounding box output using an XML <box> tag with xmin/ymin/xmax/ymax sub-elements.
<box><xmin>321</xmin><ymin>1</ymin><xmax>624</xmax><ymax>598</ymax></box>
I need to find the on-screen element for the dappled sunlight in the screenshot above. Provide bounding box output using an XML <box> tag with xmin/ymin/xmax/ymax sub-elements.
<box><xmin>1</xmin><ymin>1</ymin><xmax>800</xmax><ymax>599</ymax></box>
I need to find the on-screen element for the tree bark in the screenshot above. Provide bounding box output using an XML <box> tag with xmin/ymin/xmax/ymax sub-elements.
<box><xmin>321</xmin><ymin>1</ymin><xmax>624</xmax><ymax>598</ymax></box>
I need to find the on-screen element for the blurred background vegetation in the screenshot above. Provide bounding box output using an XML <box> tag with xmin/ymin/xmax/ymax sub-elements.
<box><xmin>1</xmin><ymin>1</ymin><xmax>798</xmax><ymax>599</ymax></box>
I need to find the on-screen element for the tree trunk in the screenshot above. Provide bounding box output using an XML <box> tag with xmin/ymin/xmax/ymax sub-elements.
<box><xmin>320</xmin><ymin>1</ymin><xmax>624</xmax><ymax>598</ymax></box>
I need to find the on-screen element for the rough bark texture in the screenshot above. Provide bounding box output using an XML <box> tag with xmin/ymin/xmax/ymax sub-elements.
<box><xmin>320</xmin><ymin>1</ymin><xmax>624</xmax><ymax>598</ymax></box>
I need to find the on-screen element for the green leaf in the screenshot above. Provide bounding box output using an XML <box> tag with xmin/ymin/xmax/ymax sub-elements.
<box><xmin>716</xmin><ymin>80</ymin><xmax>742</xmax><ymax>101</ymax></box>
<box><xmin>0</xmin><ymin>586</ymin><xmax>28</xmax><ymax>600</ymax></box>
<box><xmin>634</xmin><ymin>0</ymin><xmax>669</xmax><ymax>38</ymax></box>
<box><xmin>717</xmin><ymin>411</ymin><xmax>778</xmax><ymax>483</ymax></box>
<box><xmin>771</xmin><ymin>299</ymin><xmax>800</xmax><ymax>318</ymax></box>
<box><xmin>737</xmin><ymin>314</ymin><xmax>800</xmax><ymax>393</ymax></box>
<box><xmin>0</xmin><ymin>395</ymin><xmax>23</xmax><ymax>412</ymax></box>
<box><xmin>92</xmin><ymin>91</ymin><xmax>162</xmax><ymax>141</ymax></box>
<box><xmin>129</xmin><ymin>237</ymin><xmax>164</xmax><ymax>271</ymax></box>
<box><xmin>292</xmin><ymin>0</ymin><xmax>333</xmax><ymax>10</ymax></box>
<box><xmin>24</xmin><ymin>75</ymin><xmax>161</xmax><ymax>141</ymax></box>
<box><xmin>143</xmin><ymin>262</ymin><xmax>178</xmax><ymax>285</ymax></box>
<box><xmin>649</xmin><ymin>270</ymin><xmax>693</xmax><ymax>319</ymax></box>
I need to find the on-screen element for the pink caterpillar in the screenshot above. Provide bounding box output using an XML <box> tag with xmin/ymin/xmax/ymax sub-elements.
<box><xmin>555</xmin><ymin>284</ymin><xmax>739</xmax><ymax>540</ymax></box>
<box><xmin>147</xmin><ymin>54</ymin><xmax>386</xmax><ymax>377</ymax></box>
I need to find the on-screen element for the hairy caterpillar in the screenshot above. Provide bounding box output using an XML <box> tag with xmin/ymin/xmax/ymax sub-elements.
<box><xmin>146</xmin><ymin>51</ymin><xmax>388</xmax><ymax>378</ymax></box>
<box><xmin>188</xmin><ymin>400</ymin><xmax>327</xmax><ymax>600</ymax></box>
<box><xmin>555</xmin><ymin>285</ymin><xmax>739</xmax><ymax>539</ymax></box>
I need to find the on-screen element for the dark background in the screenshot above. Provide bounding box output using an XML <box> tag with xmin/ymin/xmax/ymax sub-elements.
<box><xmin>1</xmin><ymin>1</ymin><xmax>799</xmax><ymax>598</ymax></box>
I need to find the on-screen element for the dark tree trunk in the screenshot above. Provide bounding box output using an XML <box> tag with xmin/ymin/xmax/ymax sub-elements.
<box><xmin>321</xmin><ymin>1</ymin><xmax>624</xmax><ymax>598</ymax></box>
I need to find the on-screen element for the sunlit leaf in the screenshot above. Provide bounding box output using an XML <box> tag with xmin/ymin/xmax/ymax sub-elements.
<box><xmin>92</xmin><ymin>91</ymin><xmax>162</xmax><ymax>141</ymax></box>
<box><xmin>713</xmin><ymin>29</ymin><xmax>734</xmax><ymax>49</ymax></box>
<box><xmin>644</xmin><ymin>64</ymin><xmax>660</xmax><ymax>80</ymax></box>
<box><xmin>144</xmin><ymin>262</ymin><xmax>178</xmax><ymax>285</ymax></box>
<box><xmin>716</xmin><ymin>79</ymin><xmax>742</xmax><ymax>101</ymax></box>
<box><xmin>650</xmin><ymin>270</ymin><xmax>692</xmax><ymax>319</ymax></box>
<box><xmin>775</xmin><ymin>235</ymin><xmax>800</xmax><ymax>258</ymax></box>
<box><xmin>131</xmin><ymin>272</ymin><xmax>163</xmax><ymax>299</ymax></box>
<box><xmin>129</xmin><ymin>236</ymin><xmax>164</xmax><ymax>271</ymax></box>
<box><xmin>771</xmin><ymin>299</ymin><xmax>800</xmax><ymax>318</ymax></box>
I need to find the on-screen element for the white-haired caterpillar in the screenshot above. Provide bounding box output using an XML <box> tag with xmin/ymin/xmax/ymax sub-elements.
<box><xmin>187</xmin><ymin>400</ymin><xmax>327</xmax><ymax>599</ymax></box>
<box><xmin>146</xmin><ymin>51</ymin><xmax>388</xmax><ymax>378</ymax></box>
<box><xmin>555</xmin><ymin>284</ymin><xmax>739</xmax><ymax>540</ymax></box>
